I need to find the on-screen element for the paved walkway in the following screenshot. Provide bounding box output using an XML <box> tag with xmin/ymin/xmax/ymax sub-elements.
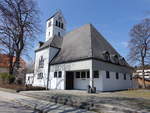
<box><xmin>0</xmin><ymin>91</ymin><xmax>36</xmax><ymax>113</ymax></box>
<box><xmin>0</xmin><ymin>91</ymin><xmax>94</xmax><ymax>113</ymax></box>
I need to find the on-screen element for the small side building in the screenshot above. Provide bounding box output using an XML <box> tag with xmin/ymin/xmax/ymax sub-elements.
<box><xmin>133</xmin><ymin>66</ymin><xmax>150</xmax><ymax>88</ymax></box>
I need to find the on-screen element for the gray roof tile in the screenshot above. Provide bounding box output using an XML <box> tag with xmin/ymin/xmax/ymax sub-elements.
<box><xmin>35</xmin><ymin>36</ymin><xmax>63</xmax><ymax>52</ymax></box>
<box><xmin>50</xmin><ymin>24</ymin><xmax>129</xmax><ymax>66</ymax></box>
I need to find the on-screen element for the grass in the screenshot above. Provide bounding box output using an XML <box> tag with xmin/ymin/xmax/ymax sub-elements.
<box><xmin>115</xmin><ymin>89</ymin><xmax>150</xmax><ymax>99</ymax></box>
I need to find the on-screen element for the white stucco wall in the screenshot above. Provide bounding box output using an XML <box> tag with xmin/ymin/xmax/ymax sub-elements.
<box><xmin>33</xmin><ymin>48</ymin><xmax>49</xmax><ymax>87</ymax></box>
<box><xmin>48</xmin><ymin>59</ymin><xmax>133</xmax><ymax>91</ymax></box>
<box><xmin>49</xmin><ymin>71</ymin><xmax>65</xmax><ymax>89</ymax></box>
<box><xmin>93</xmin><ymin>71</ymin><xmax>103</xmax><ymax>91</ymax></box>
<box><xmin>73</xmin><ymin>71</ymin><xmax>90</xmax><ymax>90</ymax></box>
<box><xmin>33</xmin><ymin>52</ymin><xmax>133</xmax><ymax>91</ymax></box>
<box><xmin>101</xmin><ymin>72</ymin><xmax>132</xmax><ymax>91</ymax></box>
<box><xmin>92</xmin><ymin>60</ymin><xmax>133</xmax><ymax>91</ymax></box>
<box><xmin>49</xmin><ymin>60</ymin><xmax>92</xmax><ymax>90</ymax></box>
<box><xmin>33</xmin><ymin>47</ymin><xmax>59</xmax><ymax>87</ymax></box>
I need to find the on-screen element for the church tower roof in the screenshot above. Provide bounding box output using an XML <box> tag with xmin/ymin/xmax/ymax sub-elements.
<box><xmin>47</xmin><ymin>10</ymin><xmax>62</xmax><ymax>21</ymax></box>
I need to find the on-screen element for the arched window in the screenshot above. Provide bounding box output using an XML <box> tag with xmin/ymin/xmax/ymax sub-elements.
<box><xmin>58</xmin><ymin>22</ymin><xmax>61</xmax><ymax>27</ymax></box>
<box><xmin>56</xmin><ymin>20</ymin><xmax>58</xmax><ymax>26</ymax></box>
<box><xmin>103</xmin><ymin>51</ymin><xmax>110</xmax><ymax>61</ymax></box>
<box><xmin>61</xmin><ymin>23</ymin><xmax>64</xmax><ymax>29</ymax></box>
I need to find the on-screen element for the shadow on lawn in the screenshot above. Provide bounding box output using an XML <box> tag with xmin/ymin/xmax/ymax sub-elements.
<box><xmin>17</xmin><ymin>98</ymin><xmax>90</xmax><ymax>113</ymax></box>
<box><xmin>21</xmin><ymin>92</ymin><xmax>150</xmax><ymax>113</ymax></box>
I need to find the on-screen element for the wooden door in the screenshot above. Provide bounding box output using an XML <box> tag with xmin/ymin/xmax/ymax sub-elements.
<box><xmin>66</xmin><ymin>72</ymin><xmax>74</xmax><ymax>89</ymax></box>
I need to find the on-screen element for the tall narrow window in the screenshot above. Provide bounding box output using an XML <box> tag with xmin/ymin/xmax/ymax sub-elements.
<box><xmin>58</xmin><ymin>71</ymin><xmax>62</xmax><ymax>78</ymax></box>
<box><xmin>87</xmin><ymin>71</ymin><xmax>90</xmax><ymax>78</ymax></box>
<box><xmin>130</xmin><ymin>75</ymin><xmax>132</xmax><ymax>80</ymax></box>
<box><xmin>58</xmin><ymin>22</ymin><xmax>61</xmax><ymax>27</ymax></box>
<box><xmin>61</xmin><ymin>23</ymin><xmax>64</xmax><ymax>29</ymax></box>
<box><xmin>54</xmin><ymin>72</ymin><xmax>57</xmax><ymax>78</ymax></box>
<box><xmin>106</xmin><ymin>71</ymin><xmax>110</xmax><ymax>79</ymax></box>
<box><xmin>124</xmin><ymin>74</ymin><xmax>126</xmax><ymax>80</ymax></box>
<box><xmin>116</xmin><ymin>72</ymin><xmax>119</xmax><ymax>79</ymax></box>
<box><xmin>93</xmin><ymin>71</ymin><xmax>99</xmax><ymax>78</ymax></box>
<box><xmin>76</xmin><ymin>72</ymin><xmax>80</xmax><ymax>78</ymax></box>
<box><xmin>81</xmin><ymin>72</ymin><xmax>86</xmax><ymax>78</ymax></box>
<box><xmin>56</xmin><ymin>20</ymin><xmax>58</xmax><ymax>26</ymax></box>
<box><xmin>58</xmin><ymin>32</ymin><xmax>61</xmax><ymax>37</ymax></box>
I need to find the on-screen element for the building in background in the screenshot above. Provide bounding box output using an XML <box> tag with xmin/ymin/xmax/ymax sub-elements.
<box><xmin>0</xmin><ymin>54</ymin><xmax>26</xmax><ymax>84</ymax></box>
<box><xmin>0</xmin><ymin>54</ymin><xmax>26</xmax><ymax>73</ymax></box>
<box><xmin>133</xmin><ymin>66</ymin><xmax>150</xmax><ymax>88</ymax></box>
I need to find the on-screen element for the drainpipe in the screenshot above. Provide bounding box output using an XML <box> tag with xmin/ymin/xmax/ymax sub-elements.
<box><xmin>46</xmin><ymin>62</ymin><xmax>50</xmax><ymax>90</ymax></box>
<box><xmin>46</xmin><ymin>46</ymin><xmax>51</xmax><ymax>90</ymax></box>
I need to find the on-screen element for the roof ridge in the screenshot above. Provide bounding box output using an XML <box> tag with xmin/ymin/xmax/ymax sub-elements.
<box><xmin>89</xmin><ymin>24</ymin><xmax>93</xmax><ymax>58</ymax></box>
<box><xmin>47</xmin><ymin>9</ymin><xmax>62</xmax><ymax>21</ymax></box>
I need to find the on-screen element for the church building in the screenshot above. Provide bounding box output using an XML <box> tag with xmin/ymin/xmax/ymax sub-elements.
<box><xmin>30</xmin><ymin>10</ymin><xmax>133</xmax><ymax>91</ymax></box>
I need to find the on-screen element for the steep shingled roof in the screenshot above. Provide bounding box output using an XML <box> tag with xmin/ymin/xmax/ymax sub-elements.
<box><xmin>50</xmin><ymin>24</ymin><xmax>128</xmax><ymax>66</ymax></box>
<box><xmin>35</xmin><ymin>36</ymin><xmax>63</xmax><ymax>52</ymax></box>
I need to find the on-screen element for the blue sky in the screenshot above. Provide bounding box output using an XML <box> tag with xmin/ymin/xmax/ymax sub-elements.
<box><xmin>27</xmin><ymin>0</ymin><xmax>150</xmax><ymax>62</ymax></box>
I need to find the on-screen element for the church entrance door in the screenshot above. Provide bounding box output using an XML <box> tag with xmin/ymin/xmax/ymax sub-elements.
<box><xmin>66</xmin><ymin>71</ymin><xmax>74</xmax><ymax>90</ymax></box>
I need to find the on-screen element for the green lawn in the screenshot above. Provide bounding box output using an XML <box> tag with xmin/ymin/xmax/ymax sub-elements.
<box><xmin>115</xmin><ymin>89</ymin><xmax>150</xmax><ymax>99</ymax></box>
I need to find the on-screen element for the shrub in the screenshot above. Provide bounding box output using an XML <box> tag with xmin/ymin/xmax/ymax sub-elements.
<box><xmin>0</xmin><ymin>73</ymin><xmax>15</xmax><ymax>84</ymax></box>
<box><xmin>16</xmin><ymin>79</ymin><xmax>23</xmax><ymax>85</ymax></box>
<box><xmin>8</xmin><ymin>75</ymin><xmax>15</xmax><ymax>84</ymax></box>
<box><xmin>16</xmin><ymin>86</ymin><xmax>46</xmax><ymax>92</ymax></box>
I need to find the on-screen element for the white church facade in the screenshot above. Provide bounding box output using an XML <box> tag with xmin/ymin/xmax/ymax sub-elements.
<box><xmin>26</xmin><ymin>10</ymin><xmax>133</xmax><ymax>91</ymax></box>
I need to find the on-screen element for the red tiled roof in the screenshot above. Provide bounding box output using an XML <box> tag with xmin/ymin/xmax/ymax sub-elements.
<box><xmin>0</xmin><ymin>54</ymin><xmax>26</xmax><ymax>68</ymax></box>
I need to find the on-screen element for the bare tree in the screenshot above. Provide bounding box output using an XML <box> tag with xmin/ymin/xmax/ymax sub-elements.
<box><xmin>128</xmin><ymin>18</ymin><xmax>150</xmax><ymax>88</ymax></box>
<box><xmin>0</xmin><ymin>0</ymin><xmax>40</xmax><ymax>79</ymax></box>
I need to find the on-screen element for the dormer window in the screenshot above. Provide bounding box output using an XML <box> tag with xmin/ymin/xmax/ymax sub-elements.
<box><xmin>121</xmin><ymin>57</ymin><xmax>126</xmax><ymax>65</ymax></box>
<box><xmin>113</xmin><ymin>55</ymin><xmax>119</xmax><ymax>64</ymax></box>
<box><xmin>39</xmin><ymin>56</ymin><xmax>44</xmax><ymax>68</ymax></box>
<box><xmin>103</xmin><ymin>51</ymin><xmax>110</xmax><ymax>61</ymax></box>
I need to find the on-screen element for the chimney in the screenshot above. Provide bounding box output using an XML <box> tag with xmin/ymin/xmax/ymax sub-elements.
<box><xmin>39</xmin><ymin>41</ymin><xmax>44</xmax><ymax>47</ymax></box>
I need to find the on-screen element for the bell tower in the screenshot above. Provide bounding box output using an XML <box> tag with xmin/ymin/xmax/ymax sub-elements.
<box><xmin>45</xmin><ymin>10</ymin><xmax>66</xmax><ymax>41</ymax></box>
